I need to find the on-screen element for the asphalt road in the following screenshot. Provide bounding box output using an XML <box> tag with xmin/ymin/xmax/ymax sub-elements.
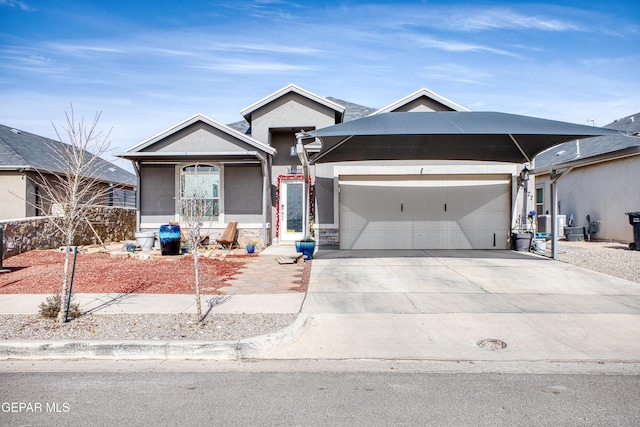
<box><xmin>2</xmin><ymin>360</ymin><xmax>639</xmax><ymax>426</ymax></box>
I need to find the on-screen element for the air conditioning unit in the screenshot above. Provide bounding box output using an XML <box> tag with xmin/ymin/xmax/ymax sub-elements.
<box><xmin>537</xmin><ymin>215</ymin><xmax>566</xmax><ymax>236</ymax></box>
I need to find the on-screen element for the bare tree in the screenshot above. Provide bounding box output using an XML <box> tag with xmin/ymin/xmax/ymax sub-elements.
<box><xmin>177</xmin><ymin>164</ymin><xmax>213</xmax><ymax>325</ymax></box>
<box><xmin>34</xmin><ymin>107</ymin><xmax>117</xmax><ymax>323</ymax></box>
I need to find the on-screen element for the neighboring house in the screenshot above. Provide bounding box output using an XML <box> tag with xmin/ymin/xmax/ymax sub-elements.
<box><xmin>0</xmin><ymin>124</ymin><xmax>136</xmax><ymax>221</ymax></box>
<box><xmin>532</xmin><ymin>113</ymin><xmax>640</xmax><ymax>243</ymax></box>
<box><xmin>119</xmin><ymin>84</ymin><xmax>529</xmax><ymax>250</ymax></box>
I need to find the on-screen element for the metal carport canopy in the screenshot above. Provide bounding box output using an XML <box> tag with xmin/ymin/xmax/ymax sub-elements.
<box><xmin>306</xmin><ymin>111</ymin><xmax>622</xmax><ymax>164</ymax></box>
<box><xmin>297</xmin><ymin>111</ymin><xmax>623</xmax><ymax>257</ymax></box>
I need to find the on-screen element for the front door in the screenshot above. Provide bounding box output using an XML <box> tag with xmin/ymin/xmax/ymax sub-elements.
<box><xmin>280</xmin><ymin>179</ymin><xmax>304</xmax><ymax>241</ymax></box>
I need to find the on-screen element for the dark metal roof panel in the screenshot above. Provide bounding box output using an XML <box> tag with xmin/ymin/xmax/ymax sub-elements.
<box><xmin>309</xmin><ymin>112</ymin><xmax>622</xmax><ymax>164</ymax></box>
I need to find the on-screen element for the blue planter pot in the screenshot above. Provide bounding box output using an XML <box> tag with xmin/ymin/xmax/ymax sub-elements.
<box><xmin>247</xmin><ymin>245</ymin><xmax>255</xmax><ymax>254</ymax></box>
<box><xmin>159</xmin><ymin>224</ymin><xmax>181</xmax><ymax>255</ymax></box>
<box><xmin>296</xmin><ymin>240</ymin><xmax>316</xmax><ymax>260</ymax></box>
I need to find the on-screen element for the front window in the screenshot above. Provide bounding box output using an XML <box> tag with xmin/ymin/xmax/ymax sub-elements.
<box><xmin>180</xmin><ymin>164</ymin><xmax>220</xmax><ymax>220</ymax></box>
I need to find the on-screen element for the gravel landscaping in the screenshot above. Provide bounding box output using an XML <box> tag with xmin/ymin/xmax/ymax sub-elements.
<box><xmin>0</xmin><ymin>313</ymin><xmax>298</xmax><ymax>341</ymax></box>
<box><xmin>556</xmin><ymin>240</ymin><xmax>639</xmax><ymax>284</ymax></box>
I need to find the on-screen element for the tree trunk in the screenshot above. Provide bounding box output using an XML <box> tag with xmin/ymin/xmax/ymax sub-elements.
<box><xmin>56</xmin><ymin>237</ymin><xmax>73</xmax><ymax>323</ymax></box>
<box><xmin>193</xmin><ymin>248</ymin><xmax>203</xmax><ymax>324</ymax></box>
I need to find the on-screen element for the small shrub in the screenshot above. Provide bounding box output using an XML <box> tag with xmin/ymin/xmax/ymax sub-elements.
<box><xmin>38</xmin><ymin>294</ymin><xmax>82</xmax><ymax>320</ymax></box>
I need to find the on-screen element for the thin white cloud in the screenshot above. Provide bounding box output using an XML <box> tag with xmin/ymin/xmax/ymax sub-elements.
<box><xmin>454</xmin><ymin>8</ymin><xmax>581</xmax><ymax>32</ymax></box>
<box><xmin>420</xmin><ymin>64</ymin><xmax>493</xmax><ymax>85</ymax></box>
<box><xmin>0</xmin><ymin>46</ymin><xmax>67</xmax><ymax>75</ymax></box>
<box><xmin>0</xmin><ymin>0</ymin><xmax>33</xmax><ymax>11</ymax></box>
<box><xmin>413</xmin><ymin>35</ymin><xmax>520</xmax><ymax>57</ymax></box>
<box><xmin>48</xmin><ymin>34</ymin><xmax>327</xmax><ymax>60</ymax></box>
<box><xmin>49</xmin><ymin>43</ymin><xmax>126</xmax><ymax>55</ymax></box>
<box><xmin>191</xmin><ymin>59</ymin><xmax>315</xmax><ymax>73</ymax></box>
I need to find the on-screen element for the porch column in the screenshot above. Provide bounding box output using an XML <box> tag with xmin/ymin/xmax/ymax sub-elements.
<box><xmin>259</xmin><ymin>154</ymin><xmax>269</xmax><ymax>247</ymax></box>
<box><xmin>133</xmin><ymin>160</ymin><xmax>141</xmax><ymax>232</ymax></box>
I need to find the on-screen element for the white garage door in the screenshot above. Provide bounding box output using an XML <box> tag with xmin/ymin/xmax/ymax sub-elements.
<box><xmin>339</xmin><ymin>174</ymin><xmax>511</xmax><ymax>250</ymax></box>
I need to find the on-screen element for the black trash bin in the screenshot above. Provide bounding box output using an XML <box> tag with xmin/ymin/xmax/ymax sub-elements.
<box><xmin>625</xmin><ymin>211</ymin><xmax>640</xmax><ymax>251</ymax></box>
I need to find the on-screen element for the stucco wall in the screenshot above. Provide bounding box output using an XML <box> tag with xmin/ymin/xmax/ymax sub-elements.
<box><xmin>1</xmin><ymin>207</ymin><xmax>136</xmax><ymax>259</ymax></box>
<box><xmin>141</xmin><ymin>122</ymin><xmax>255</xmax><ymax>153</ymax></box>
<box><xmin>224</xmin><ymin>164</ymin><xmax>263</xmax><ymax>223</ymax></box>
<box><xmin>391</xmin><ymin>98</ymin><xmax>455</xmax><ymax>112</ymax></box>
<box><xmin>250</xmin><ymin>93</ymin><xmax>337</xmax><ymax>144</ymax></box>
<box><xmin>535</xmin><ymin>156</ymin><xmax>640</xmax><ymax>242</ymax></box>
<box><xmin>140</xmin><ymin>164</ymin><xmax>176</xmax><ymax>224</ymax></box>
<box><xmin>0</xmin><ymin>172</ymin><xmax>27</xmax><ymax>220</ymax></box>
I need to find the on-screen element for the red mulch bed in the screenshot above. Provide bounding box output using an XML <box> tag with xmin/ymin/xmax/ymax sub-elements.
<box><xmin>0</xmin><ymin>250</ymin><xmax>252</xmax><ymax>294</ymax></box>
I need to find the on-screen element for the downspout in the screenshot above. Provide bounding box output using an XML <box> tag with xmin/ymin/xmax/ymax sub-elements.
<box><xmin>133</xmin><ymin>160</ymin><xmax>141</xmax><ymax>232</ymax></box>
<box><xmin>296</xmin><ymin>132</ymin><xmax>312</xmax><ymax>240</ymax></box>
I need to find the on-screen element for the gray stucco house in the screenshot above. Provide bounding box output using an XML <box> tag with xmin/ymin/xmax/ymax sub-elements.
<box><xmin>118</xmin><ymin>84</ymin><xmax>531</xmax><ymax>250</ymax></box>
<box><xmin>532</xmin><ymin>113</ymin><xmax>640</xmax><ymax>243</ymax></box>
<box><xmin>0</xmin><ymin>124</ymin><xmax>136</xmax><ymax>221</ymax></box>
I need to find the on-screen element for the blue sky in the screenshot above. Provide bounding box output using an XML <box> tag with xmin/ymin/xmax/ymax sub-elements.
<box><xmin>1</xmin><ymin>0</ymin><xmax>638</xmax><ymax>170</ymax></box>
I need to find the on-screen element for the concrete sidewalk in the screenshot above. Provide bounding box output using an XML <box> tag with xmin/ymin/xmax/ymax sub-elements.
<box><xmin>0</xmin><ymin>293</ymin><xmax>305</xmax><ymax>315</ymax></box>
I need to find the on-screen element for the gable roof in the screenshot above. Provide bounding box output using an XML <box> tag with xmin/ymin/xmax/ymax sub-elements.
<box><xmin>372</xmin><ymin>88</ymin><xmax>470</xmax><ymax>114</ymax></box>
<box><xmin>533</xmin><ymin>113</ymin><xmax>640</xmax><ymax>170</ymax></box>
<box><xmin>228</xmin><ymin>96</ymin><xmax>376</xmax><ymax>135</ymax></box>
<box><xmin>240</xmin><ymin>84</ymin><xmax>345</xmax><ymax>123</ymax></box>
<box><xmin>123</xmin><ymin>113</ymin><xmax>275</xmax><ymax>156</ymax></box>
<box><xmin>0</xmin><ymin>124</ymin><xmax>136</xmax><ymax>186</ymax></box>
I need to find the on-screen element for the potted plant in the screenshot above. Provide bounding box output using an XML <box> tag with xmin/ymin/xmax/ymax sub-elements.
<box><xmin>295</xmin><ymin>216</ymin><xmax>316</xmax><ymax>259</ymax></box>
<box><xmin>296</xmin><ymin>237</ymin><xmax>316</xmax><ymax>260</ymax></box>
<box><xmin>246</xmin><ymin>240</ymin><xmax>256</xmax><ymax>254</ymax></box>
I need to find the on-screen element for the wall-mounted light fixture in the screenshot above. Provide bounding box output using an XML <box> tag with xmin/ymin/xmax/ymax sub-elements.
<box><xmin>517</xmin><ymin>166</ymin><xmax>529</xmax><ymax>187</ymax></box>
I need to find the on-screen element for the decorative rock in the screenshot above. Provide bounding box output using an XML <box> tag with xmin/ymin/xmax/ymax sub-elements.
<box><xmin>110</xmin><ymin>251</ymin><xmax>131</xmax><ymax>258</ymax></box>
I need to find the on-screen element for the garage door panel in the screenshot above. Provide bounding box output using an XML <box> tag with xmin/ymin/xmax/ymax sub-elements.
<box><xmin>340</xmin><ymin>174</ymin><xmax>510</xmax><ymax>250</ymax></box>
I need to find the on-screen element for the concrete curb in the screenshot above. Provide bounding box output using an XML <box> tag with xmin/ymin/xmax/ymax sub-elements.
<box><xmin>0</xmin><ymin>314</ymin><xmax>309</xmax><ymax>360</ymax></box>
<box><xmin>238</xmin><ymin>313</ymin><xmax>309</xmax><ymax>358</ymax></box>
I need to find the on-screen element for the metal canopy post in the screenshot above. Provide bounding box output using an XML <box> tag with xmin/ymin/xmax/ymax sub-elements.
<box><xmin>550</xmin><ymin>180</ymin><xmax>559</xmax><ymax>259</ymax></box>
<box><xmin>549</xmin><ymin>167</ymin><xmax>573</xmax><ymax>260</ymax></box>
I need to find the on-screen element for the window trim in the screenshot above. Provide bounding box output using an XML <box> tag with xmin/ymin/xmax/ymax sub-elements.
<box><xmin>175</xmin><ymin>163</ymin><xmax>224</xmax><ymax>224</ymax></box>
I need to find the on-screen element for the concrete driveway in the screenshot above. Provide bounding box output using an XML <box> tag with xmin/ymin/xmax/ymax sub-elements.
<box><xmin>262</xmin><ymin>249</ymin><xmax>640</xmax><ymax>361</ymax></box>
